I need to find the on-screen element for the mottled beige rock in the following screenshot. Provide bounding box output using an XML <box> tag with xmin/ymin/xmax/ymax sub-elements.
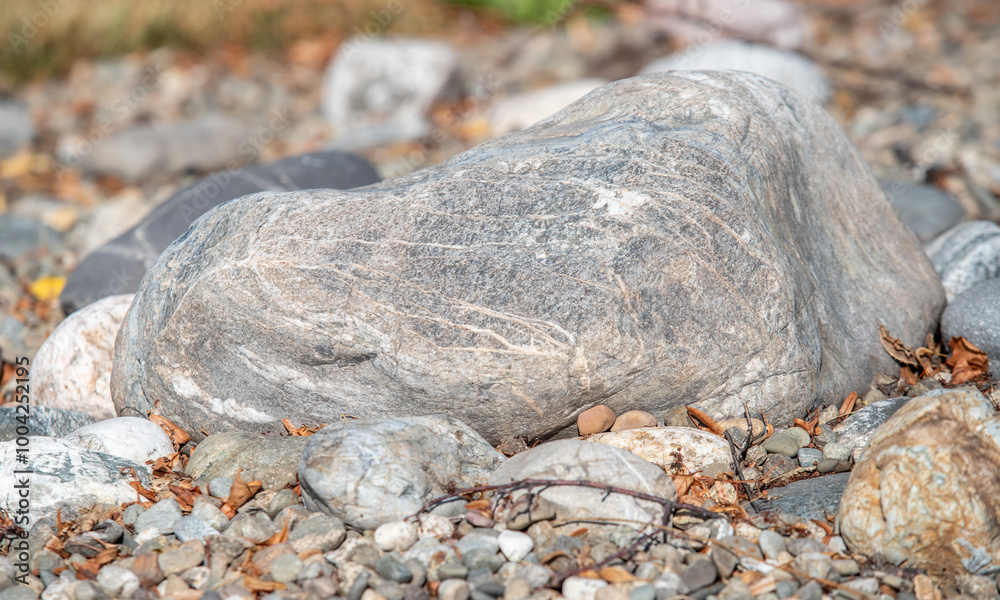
<box><xmin>33</xmin><ymin>294</ymin><xmax>134</xmax><ymax>420</ymax></box>
<box><xmin>588</xmin><ymin>427</ymin><xmax>732</xmax><ymax>474</ymax></box>
<box><xmin>578</xmin><ymin>405</ymin><xmax>616</xmax><ymax>435</ymax></box>
<box><xmin>840</xmin><ymin>389</ymin><xmax>1000</xmax><ymax>574</ymax></box>
<box><xmin>610</xmin><ymin>410</ymin><xmax>657</xmax><ymax>432</ymax></box>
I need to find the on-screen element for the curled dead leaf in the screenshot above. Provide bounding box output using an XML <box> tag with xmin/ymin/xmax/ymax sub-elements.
<box><xmin>148</xmin><ymin>414</ymin><xmax>192</xmax><ymax>448</ymax></box>
<box><xmin>946</xmin><ymin>337</ymin><xmax>990</xmax><ymax>385</ymax></box>
<box><xmin>686</xmin><ymin>406</ymin><xmax>726</xmax><ymax>436</ymax></box>
<box><xmin>838</xmin><ymin>391</ymin><xmax>857</xmax><ymax>416</ymax></box>
<box><xmin>225</xmin><ymin>469</ymin><xmax>262</xmax><ymax>510</ymax></box>
<box><xmin>880</xmin><ymin>324</ymin><xmax>918</xmax><ymax>366</ymax></box>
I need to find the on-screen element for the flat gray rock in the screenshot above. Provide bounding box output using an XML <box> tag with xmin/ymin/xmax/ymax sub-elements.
<box><xmin>942</xmin><ymin>278</ymin><xmax>1000</xmax><ymax>369</ymax></box>
<box><xmin>489</xmin><ymin>439</ymin><xmax>676</xmax><ymax>528</ymax></box>
<box><xmin>924</xmin><ymin>220</ymin><xmax>1000</xmax><ymax>302</ymax></box>
<box><xmin>61</xmin><ymin>150</ymin><xmax>380</xmax><ymax>314</ymax></box>
<box><xmin>186</xmin><ymin>431</ymin><xmax>311</xmax><ymax>490</ymax></box>
<box><xmin>0</xmin><ymin>437</ymin><xmax>150</xmax><ymax>523</ymax></box>
<box><xmin>758</xmin><ymin>472</ymin><xmax>850</xmax><ymax>522</ymax></box>
<box><xmin>112</xmin><ymin>71</ymin><xmax>943</xmax><ymax>445</ymax></box>
<box><xmin>879</xmin><ymin>180</ymin><xmax>964</xmax><ymax>243</ymax></box>
<box><xmin>298</xmin><ymin>415</ymin><xmax>503</xmax><ymax>529</ymax></box>
<box><xmin>832</xmin><ymin>397</ymin><xmax>911</xmax><ymax>453</ymax></box>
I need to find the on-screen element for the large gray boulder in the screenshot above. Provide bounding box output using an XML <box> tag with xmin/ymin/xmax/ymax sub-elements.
<box><xmin>111</xmin><ymin>71</ymin><xmax>944</xmax><ymax>445</ymax></box>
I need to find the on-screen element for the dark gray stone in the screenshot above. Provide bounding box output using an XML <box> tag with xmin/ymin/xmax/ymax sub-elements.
<box><xmin>0</xmin><ymin>407</ymin><xmax>95</xmax><ymax>442</ymax></box>
<box><xmin>880</xmin><ymin>180</ymin><xmax>964</xmax><ymax>243</ymax></box>
<box><xmin>761</xmin><ymin>432</ymin><xmax>800</xmax><ymax>457</ymax></box>
<box><xmin>376</xmin><ymin>556</ymin><xmax>413</xmax><ymax>584</ymax></box>
<box><xmin>112</xmin><ymin>71</ymin><xmax>943</xmax><ymax>445</ymax></box>
<box><xmin>61</xmin><ymin>150</ymin><xmax>380</xmax><ymax>314</ymax></box>
<box><xmin>925</xmin><ymin>220</ymin><xmax>1000</xmax><ymax>302</ymax></box>
<box><xmin>680</xmin><ymin>557</ymin><xmax>718</xmax><ymax>593</ymax></box>
<box><xmin>942</xmin><ymin>278</ymin><xmax>1000</xmax><ymax>369</ymax></box>
<box><xmin>758</xmin><ymin>472</ymin><xmax>850</xmax><ymax>522</ymax></box>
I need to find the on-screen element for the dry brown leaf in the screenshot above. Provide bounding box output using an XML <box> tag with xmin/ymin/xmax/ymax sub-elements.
<box><xmin>569</xmin><ymin>527</ymin><xmax>588</xmax><ymax>537</ymax></box>
<box><xmin>880</xmin><ymin>324</ymin><xmax>918</xmax><ymax>366</ymax></box>
<box><xmin>839</xmin><ymin>391</ymin><xmax>858</xmax><ymax>415</ymax></box>
<box><xmin>263</xmin><ymin>518</ymin><xmax>290</xmax><ymax>546</ymax></box>
<box><xmin>600</xmin><ymin>565</ymin><xmax>638</xmax><ymax>583</ymax></box>
<box><xmin>149</xmin><ymin>414</ymin><xmax>192</xmax><ymax>448</ymax></box>
<box><xmin>168</xmin><ymin>484</ymin><xmax>199</xmax><ymax>511</ymax></box>
<box><xmin>947</xmin><ymin>337</ymin><xmax>990</xmax><ymax>385</ymax></box>
<box><xmin>225</xmin><ymin>469</ymin><xmax>262</xmax><ymax>510</ymax></box>
<box><xmin>900</xmin><ymin>364</ymin><xmax>919</xmax><ymax>385</ymax></box>
<box><xmin>686</xmin><ymin>406</ymin><xmax>726</xmax><ymax>436</ymax></box>
<box><xmin>74</xmin><ymin>561</ymin><xmax>102</xmax><ymax>580</ymax></box>
<box><xmin>242</xmin><ymin>575</ymin><xmax>286</xmax><ymax>592</ymax></box>
<box><xmin>464</xmin><ymin>499</ymin><xmax>490</xmax><ymax>511</ymax></box>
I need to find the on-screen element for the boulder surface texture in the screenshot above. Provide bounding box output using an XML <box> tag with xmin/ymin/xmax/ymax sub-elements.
<box><xmin>112</xmin><ymin>71</ymin><xmax>944</xmax><ymax>444</ymax></box>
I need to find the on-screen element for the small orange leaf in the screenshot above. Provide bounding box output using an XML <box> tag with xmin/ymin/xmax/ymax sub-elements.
<box><xmin>599</xmin><ymin>565</ymin><xmax>638</xmax><ymax>583</ymax></box>
<box><xmin>148</xmin><ymin>414</ymin><xmax>192</xmax><ymax>447</ymax></box>
<box><xmin>839</xmin><ymin>391</ymin><xmax>857</xmax><ymax>416</ymax></box>
<box><xmin>946</xmin><ymin>337</ymin><xmax>990</xmax><ymax>385</ymax></box>
<box><xmin>226</xmin><ymin>469</ymin><xmax>262</xmax><ymax>510</ymax></box>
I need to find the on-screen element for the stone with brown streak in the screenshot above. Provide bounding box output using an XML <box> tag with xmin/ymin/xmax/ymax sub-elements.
<box><xmin>840</xmin><ymin>389</ymin><xmax>1000</xmax><ymax>574</ymax></box>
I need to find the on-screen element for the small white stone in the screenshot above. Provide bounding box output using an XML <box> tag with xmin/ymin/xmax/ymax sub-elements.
<box><xmin>63</xmin><ymin>417</ymin><xmax>174</xmax><ymax>467</ymax></box>
<box><xmin>562</xmin><ymin>576</ymin><xmax>608</xmax><ymax>600</ymax></box>
<box><xmin>96</xmin><ymin>565</ymin><xmax>141</xmax><ymax>597</ymax></box>
<box><xmin>374</xmin><ymin>520</ymin><xmax>419</xmax><ymax>552</ymax></box>
<box><xmin>498</xmin><ymin>530</ymin><xmax>534</xmax><ymax>562</ymax></box>
<box><xmin>438</xmin><ymin>579</ymin><xmax>470</xmax><ymax>600</ymax></box>
<box><xmin>417</xmin><ymin>514</ymin><xmax>454</xmax><ymax>539</ymax></box>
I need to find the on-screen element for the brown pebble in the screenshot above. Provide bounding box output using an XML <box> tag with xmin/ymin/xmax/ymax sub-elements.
<box><xmin>610</xmin><ymin>410</ymin><xmax>657</xmax><ymax>432</ymax></box>
<box><xmin>131</xmin><ymin>552</ymin><xmax>164</xmax><ymax>587</ymax></box>
<box><xmin>578</xmin><ymin>405</ymin><xmax>616</xmax><ymax>435</ymax></box>
<box><xmin>464</xmin><ymin>510</ymin><xmax>495</xmax><ymax>528</ymax></box>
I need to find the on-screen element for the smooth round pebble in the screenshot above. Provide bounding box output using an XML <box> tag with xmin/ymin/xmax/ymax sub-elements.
<box><xmin>173</xmin><ymin>515</ymin><xmax>219</xmax><ymax>542</ymax></box>
<box><xmin>757</xmin><ymin>530</ymin><xmax>787</xmax><ymax>561</ymax></box>
<box><xmin>439</xmin><ymin>580</ymin><xmax>470</xmax><ymax>600</ymax></box>
<box><xmin>578</xmin><ymin>405</ymin><xmax>616</xmax><ymax>435</ymax></box>
<box><xmin>270</xmin><ymin>554</ymin><xmax>303</xmax><ymax>583</ymax></box>
<box><xmin>761</xmin><ymin>432</ymin><xmax>800</xmax><ymax>457</ymax></box>
<box><xmin>375</xmin><ymin>521</ymin><xmax>419</xmax><ymax>552</ymax></box>
<box><xmin>783</xmin><ymin>427</ymin><xmax>811</xmax><ymax>449</ymax></box>
<box><xmin>796</xmin><ymin>448</ymin><xmax>822</xmax><ymax>468</ymax></box>
<box><xmin>629</xmin><ymin>583</ymin><xmax>656</xmax><ymax>600</ymax></box>
<box><xmin>497</xmin><ymin>530</ymin><xmax>533</xmax><ymax>563</ymax></box>
<box><xmin>96</xmin><ymin>565</ymin><xmax>141</xmax><ymax>597</ymax></box>
<box><xmin>267</xmin><ymin>489</ymin><xmax>300</xmax><ymax>519</ymax></box>
<box><xmin>377</xmin><ymin>556</ymin><xmax>413</xmax><ymax>583</ymax></box>
<box><xmin>610</xmin><ymin>410</ymin><xmax>657</xmax><ymax>432</ymax></box>
<box><xmin>562</xmin><ymin>576</ymin><xmax>608</xmax><ymax>600</ymax></box>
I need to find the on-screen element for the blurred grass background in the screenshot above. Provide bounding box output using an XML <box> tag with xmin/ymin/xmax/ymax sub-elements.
<box><xmin>0</xmin><ymin>0</ymin><xmax>584</xmax><ymax>86</ymax></box>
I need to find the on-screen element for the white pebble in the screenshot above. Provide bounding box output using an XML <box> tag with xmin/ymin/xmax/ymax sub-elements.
<box><xmin>562</xmin><ymin>576</ymin><xmax>608</xmax><ymax>600</ymax></box>
<box><xmin>498</xmin><ymin>530</ymin><xmax>534</xmax><ymax>562</ymax></box>
<box><xmin>374</xmin><ymin>520</ymin><xmax>419</xmax><ymax>552</ymax></box>
<box><xmin>417</xmin><ymin>514</ymin><xmax>454</xmax><ymax>539</ymax></box>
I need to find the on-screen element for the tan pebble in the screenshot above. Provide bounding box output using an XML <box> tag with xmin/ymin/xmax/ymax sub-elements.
<box><xmin>913</xmin><ymin>575</ymin><xmax>941</xmax><ymax>600</ymax></box>
<box><xmin>578</xmin><ymin>405</ymin><xmax>616</xmax><ymax>435</ymax></box>
<box><xmin>610</xmin><ymin>410</ymin><xmax>657</xmax><ymax>432</ymax></box>
<box><xmin>716</xmin><ymin>417</ymin><xmax>765</xmax><ymax>437</ymax></box>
